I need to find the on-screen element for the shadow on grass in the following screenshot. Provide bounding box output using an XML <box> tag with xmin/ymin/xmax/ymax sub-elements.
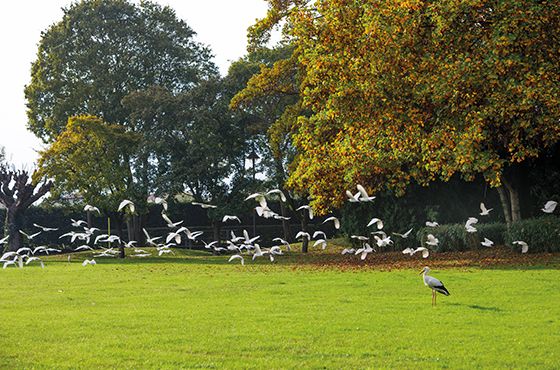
<box><xmin>447</xmin><ymin>302</ymin><xmax>503</xmax><ymax>312</ymax></box>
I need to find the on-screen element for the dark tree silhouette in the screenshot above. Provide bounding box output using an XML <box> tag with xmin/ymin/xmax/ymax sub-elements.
<box><xmin>0</xmin><ymin>165</ymin><xmax>52</xmax><ymax>252</ymax></box>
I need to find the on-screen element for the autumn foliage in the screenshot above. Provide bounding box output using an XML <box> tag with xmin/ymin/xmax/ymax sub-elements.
<box><xmin>244</xmin><ymin>0</ymin><xmax>560</xmax><ymax>214</ymax></box>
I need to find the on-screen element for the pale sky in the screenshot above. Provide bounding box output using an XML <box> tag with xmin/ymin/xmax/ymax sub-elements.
<box><xmin>0</xmin><ymin>0</ymin><xmax>270</xmax><ymax>168</ymax></box>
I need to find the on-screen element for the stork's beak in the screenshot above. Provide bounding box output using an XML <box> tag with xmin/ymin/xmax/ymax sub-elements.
<box><xmin>419</xmin><ymin>269</ymin><xmax>424</xmax><ymax>275</ymax></box>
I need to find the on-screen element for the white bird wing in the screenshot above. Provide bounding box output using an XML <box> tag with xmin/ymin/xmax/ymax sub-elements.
<box><xmin>228</xmin><ymin>255</ymin><xmax>244</xmax><ymax>265</ymax></box>
<box><xmin>313</xmin><ymin>231</ymin><xmax>326</xmax><ymax>239</ymax></box>
<box><xmin>118</xmin><ymin>200</ymin><xmax>135</xmax><ymax>213</ymax></box>
<box><xmin>543</xmin><ymin>200</ymin><xmax>557</xmax><ymax>213</ymax></box>
<box><xmin>346</xmin><ymin>190</ymin><xmax>359</xmax><ymax>202</ymax></box>
<box><xmin>323</xmin><ymin>216</ymin><xmax>340</xmax><ymax>229</ymax></box>
<box><xmin>266</xmin><ymin>189</ymin><xmax>287</xmax><ymax>202</ymax></box>
<box><xmin>356</xmin><ymin>184</ymin><xmax>369</xmax><ymax>199</ymax></box>
<box><xmin>367</xmin><ymin>217</ymin><xmax>383</xmax><ymax>229</ymax></box>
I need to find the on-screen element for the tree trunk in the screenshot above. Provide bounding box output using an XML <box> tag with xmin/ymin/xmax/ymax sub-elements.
<box><xmin>280</xmin><ymin>202</ymin><xmax>291</xmax><ymax>242</ymax></box>
<box><xmin>503</xmin><ymin>177</ymin><xmax>521</xmax><ymax>223</ymax></box>
<box><xmin>496</xmin><ymin>186</ymin><xmax>512</xmax><ymax>227</ymax></box>
<box><xmin>132</xmin><ymin>214</ymin><xmax>144</xmax><ymax>244</ymax></box>
<box><xmin>112</xmin><ymin>215</ymin><xmax>125</xmax><ymax>259</ymax></box>
<box><xmin>301</xmin><ymin>216</ymin><xmax>309</xmax><ymax>253</ymax></box>
<box><xmin>4</xmin><ymin>207</ymin><xmax>23</xmax><ymax>252</ymax></box>
<box><xmin>212</xmin><ymin>220</ymin><xmax>221</xmax><ymax>244</ymax></box>
<box><xmin>86</xmin><ymin>210</ymin><xmax>93</xmax><ymax>229</ymax></box>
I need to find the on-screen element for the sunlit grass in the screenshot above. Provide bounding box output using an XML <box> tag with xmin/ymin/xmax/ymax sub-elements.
<box><xmin>0</xmin><ymin>250</ymin><xmax>559</xmax><ymax>368</ymax></box>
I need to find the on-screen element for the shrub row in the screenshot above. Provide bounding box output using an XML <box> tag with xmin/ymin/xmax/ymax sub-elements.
<box><xmin>505</xmin><ymin>216</ymin><xmax>560</xmax><ymax>253</ymax></box>
<box><xmin>416</xmin><ymin>217</ymin><xmax>560</xmax><ymax>253</ymax></box>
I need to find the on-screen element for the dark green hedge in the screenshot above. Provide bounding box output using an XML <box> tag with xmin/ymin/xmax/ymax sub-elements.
<box><xmin>417</xmin><ymin>222</ymin><xmax>509</xmax><ymax>252</ymax></box>
<box><xmin>505</xmin><ymin>216</ymin><xmax>560</xmax><ymax>253</ymax></box>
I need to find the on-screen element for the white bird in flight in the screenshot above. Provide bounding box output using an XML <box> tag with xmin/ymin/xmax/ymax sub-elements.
<box><xmin>479</xmin><ymin>202</ymin><xmax>493</xmax><ymax>216</ymax></box>
<box><xmin>420</xmin><ymin>266</ymin><xmax>450</xmax><ymax>306</ymax></box>
<box><xmin>480</xmin><ymin>238</ymin><xmax>494</xmax><ymax>247</ymax></box>
<box><xmin>465</xmin><ymin>217</ymin><xmax>478</xmax><ymax>233</ymax></box>
<box><xmin>356</xmin><ymin>184</ymin><xmax>376</xmax><ymax>202</ymax></box>
<box><xmin>296</xmin><ymin>205</ymin><xmax>314</xmax><ymax>220</ymax></box>
<box><xmin>425</xmin><ymin>221</ymin><xmax>439</xmax><ymax>227</ymax></box>
<box><xmin>322</xmin><ymin>216</ymin><xmax>340</xmax><ymax>229</ymax></box>
<box><xmin>425</xmin><ymin>234</ymin><xmax>439</xmax><ymax>247</ymax></box>
<box><xmin>84</xmin><ymin>204</ymin><xmax>101</xmax><ymax>215</ymax></box>
<box><xmin>542</xmin><ymin>200</ymin><xmax>557</xmax><ymax>214</ymax></box>
<box><xmin>266</xmin><ymin>189</ymin><xmax>287</xmax><ymax>202</ymax></box>
<box><xmin>82</xmin><ymin>259</ymin><xmax>97</xmax><ymax>266</ymax></box>
<box><xmin>228</xmin><ymin>254</ymin><xmax>245</xmax><ymax>265</ymax></box>
<box><xmin>367</xmin><ymin>217</ymin><xmax>383</xmax><ymax>230</ymax></box>
<box><xmin>402</xmin><ymin>246</ymin><xmax>429</xmax><ymax>258</ymax></box>
<box><xmin>393</xmin><ymin>228</ymin><xmax>413</xmax><ymax>239</ymax></box>
<box><xmin>513</xmin><ymin>240</ymin><xmax>529</xmax><ymax>253</ymax></box>
<box><xmin>222</xmin><ymin>215</ymin><xmax>241</xmax><ymax>223</ymax></box>
<box><xmin>33</xmin><ymin>223</ymin><xmax>59</xmax><ymax>232</ymax></box>
<box><xmin>19</xmin><ymin>230</ymin><xmax>42</xmax><ymax>241</ymax></box>
<box><xmin>118</xmin><ymin>199</ymin><xmax>135</xmax><ymax>214</ymax></box>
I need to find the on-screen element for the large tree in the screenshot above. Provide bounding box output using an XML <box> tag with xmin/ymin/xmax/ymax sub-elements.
<box><xmin>123</xmin><ymin>78</ymin><xmax>250</xmax><ymax>241</ymax></box>
<box><xmin>36</xmin><ymin>115</ymin><xmax>139</xmax><ymax>255</ymax></box>
<box><xmin>25</xmin><ymin>0</ymin><xmax>218</xmax><ymax>235</ymax></box>
<box><xmin>246</xmin><ymin>0</ymin><xmax>560</xmax><ymax>223</ymax></box>
<box><xmin>0</xmin><ymin>166</ymin><xmax>52</xmax><ymax>252</ymax></box>
<box><xmin>25</xmin><ymin>0</ymin><xmax>216</xmax><ymax>141</ymax></box>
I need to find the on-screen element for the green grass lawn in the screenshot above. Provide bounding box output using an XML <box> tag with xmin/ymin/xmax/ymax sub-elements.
<box><xmin>1</xmin><ymin>249</ymin><xmax>559</xmax><ymax>368</ymax></box>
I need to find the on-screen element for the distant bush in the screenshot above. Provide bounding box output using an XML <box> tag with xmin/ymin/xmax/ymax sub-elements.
<box><xmin>505</xmin><ymin>216</ymin><xmax>560</xmax><ymax>253</ymax></box>
<box><xmin>417</xmin><ymin>224</ymin><xmax>474</xmax><ymax>252</ymax></box>
<box><xmin>476</xmin><ymin>223</ymin><xmax>507</xmax><ymax>246</ymax></box>
<box><xmin>416</xmin><ymin>222</ymin><xmax>509</xmax><ymax>251</ymax></box>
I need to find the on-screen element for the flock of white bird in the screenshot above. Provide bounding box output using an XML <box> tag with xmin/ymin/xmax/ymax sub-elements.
<box><xmin>0</xmin><ymin>186</ymin><xmax>557</xmax><ymax>276</ymax></box>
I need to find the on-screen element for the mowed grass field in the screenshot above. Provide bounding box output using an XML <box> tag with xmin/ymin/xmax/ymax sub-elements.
<box><xmin>1</xmin><ymin>249</ymin><xmax>559</xmax><ymax>369</ymax></box>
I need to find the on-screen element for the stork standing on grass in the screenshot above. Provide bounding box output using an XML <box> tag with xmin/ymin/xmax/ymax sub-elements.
<box><xmin>420</xmin><ymin>267</ymin><xmax>450</xmax><ymax>306</ymax></box>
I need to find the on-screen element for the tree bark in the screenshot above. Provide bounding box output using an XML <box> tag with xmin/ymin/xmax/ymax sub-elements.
<box><xmin>503</xmin><ymin>177</ymin><xmax>521</xmax><ymax>223</ymax></box>
<box><xmin>212</xmin><ymin>220</ymin><xmax>221</xmax><ymax>244</ymax></box>
<box><xmin>496</xmin><ymin>186</ymin><xmax>512</xmax><ymax>227</ymax></box>
<box><xmin>280</xmin><ymin>202</ymin><xmax>291</xmax><ymax>242</ymax></box>
<box><xmin>301</xmin><ymin>215</ymin><xmax>309</xmax><ymax>253</ymax></box>
<box><xmin>4</xmin><ymin>207</ymin><xmax>23</xmax><ymax>252</ymax></box>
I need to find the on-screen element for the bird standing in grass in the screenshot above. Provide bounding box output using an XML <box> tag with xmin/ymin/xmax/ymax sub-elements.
<box><xmin>420</xmin><ymin>267</ymin><xmax>450</xmax><ymax>306</ymax></box>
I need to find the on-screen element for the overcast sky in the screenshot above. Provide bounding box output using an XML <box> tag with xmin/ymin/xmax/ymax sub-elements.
<box><xmin>0</xmin><ymin>0</ymin><xmax>270</xmax><ymax>168</ymax></box>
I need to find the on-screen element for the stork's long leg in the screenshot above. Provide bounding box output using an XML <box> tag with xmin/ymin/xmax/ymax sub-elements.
<box><xmin>434</xmin><ymin>291</ymin><xmax>437</xmax><ymax>306</ymax></box>
<box><xmin>432</xmin><ymin>290</ymin><xmax>435</xmax><ymax>306</ymax></box>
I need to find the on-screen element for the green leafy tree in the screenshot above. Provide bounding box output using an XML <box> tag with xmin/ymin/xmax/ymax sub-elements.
<box><xmin>25</xmin><ymin>0</ymin><xmax>218</xmax><ymax>236</ymax></box>
<box><xmin>245</xmin><ymin>0</ymin><xmax>560</xmax><ymax>224</ymax></box>
<box><xmin>123</xmin><ymin>78</ymin><xmax>250</xmax><ymax>241</ymax></box>
<box><xmin>36</xmin><ymin>115</ymin><xmax>140</xmax><ymax>256</ymax></box>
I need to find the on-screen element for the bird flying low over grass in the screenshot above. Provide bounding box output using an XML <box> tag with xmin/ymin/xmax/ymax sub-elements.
<box><xmin>481</xmin><ymin>238</ymin><xmax>494</xmax><ymax>247</ymax></box>
<box><xmin>393</xmin><ymin>228</ymin><xmax>413</xmax><ymax>239</ymax></box>
<box><xmin>425</xmin><ymin>234</ymin><xmax>439</xmax><ymax>247</ymax></box>
<box><xmin>420</xmin><ymin>266</ymin><xmax>450</xmax><ymax>306</ymax></box>
<box><xmin>513</xmin><ymin>240</ymin><xmax>529</xmax><ymax>253</ymax></box>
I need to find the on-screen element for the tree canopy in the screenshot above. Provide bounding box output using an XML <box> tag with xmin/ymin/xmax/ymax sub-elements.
<box><xmin>36</xmin><ymin>115</ymin><xmax>140</xmax><ymax>213</ymax></box>
<box><xmin>25</xmin><ymin>0</ymin><xmax>217</xmax><ymax>142</ymax></box>
<box><xmin>245</xmin><ymin>0</ymin><xmax>560</xmax><ymax>216</ymax></box>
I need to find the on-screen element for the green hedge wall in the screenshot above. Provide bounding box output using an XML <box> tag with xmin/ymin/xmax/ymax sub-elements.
<box><xmin>505</xmin><ymin>216</ymin><xmax>560</xmax><ymax>253</ymax></box>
